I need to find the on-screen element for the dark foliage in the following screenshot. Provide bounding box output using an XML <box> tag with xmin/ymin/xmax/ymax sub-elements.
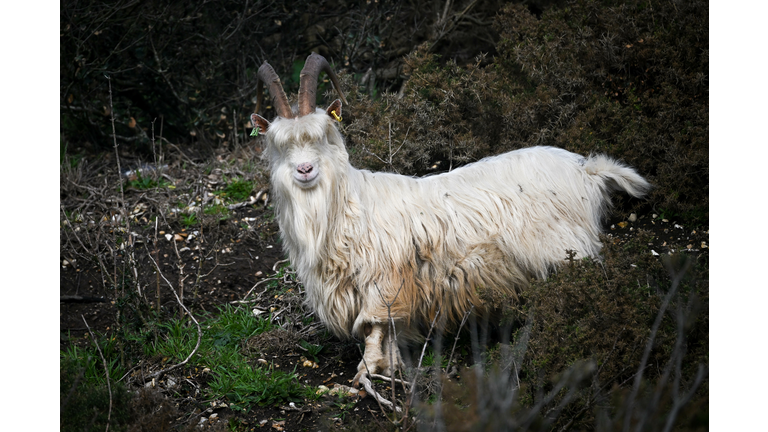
<box><xmin>412</xmin><ymin>234</ymin><xmax>708</xmax><ymax>431</ymax></box>
<box><xmin>343</xmin><ymin>0</ymin><xmax>707</xmax><ymax>217</ymax></box>
<box><xmin>60</xmin><ymin>0</ymin><xmax>504</xmax><ymax>152</ymax></box>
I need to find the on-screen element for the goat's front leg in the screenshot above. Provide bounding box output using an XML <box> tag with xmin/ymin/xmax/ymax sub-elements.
<box><xmin>354</xmin><ymin>323</ymin><xmax>385</xmax><ymax>386</ymax></box>
<box><xmin>352</xmin><ymin>322</ymin><xmax>404</xmax><ymax>411</ymax></box>
<box><xmin>353</xmin><ymin>322</ymin><xmax>406</xmax><ymax>383</ymax></box>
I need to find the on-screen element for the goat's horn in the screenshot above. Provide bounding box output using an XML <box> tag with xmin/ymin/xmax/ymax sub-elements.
<box><xmin>298</xmin><ymin>53</ymin><xmax>348</xmax><ymax>117</ymax></box>
<box><xmin>256</xmin><ymin>61</ymin><xmax>293</xmax><ymax>119</ymax></box>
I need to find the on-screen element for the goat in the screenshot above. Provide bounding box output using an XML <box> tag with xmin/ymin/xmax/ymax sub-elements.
<box><xmin>250</xmin><ymin>53</ymin><xmax>650</xmax><ymax>399</ymax></box>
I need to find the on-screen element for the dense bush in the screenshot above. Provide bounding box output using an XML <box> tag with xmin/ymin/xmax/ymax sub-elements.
<box><xmin>411</xmin><ymin>234</ymin><xmax>708</xmax><ymax>431</ymax></box>
<box><xmin>343</xmin><ymin>0</ymin><xmax>708</xmax><ymax>217</ymax></box>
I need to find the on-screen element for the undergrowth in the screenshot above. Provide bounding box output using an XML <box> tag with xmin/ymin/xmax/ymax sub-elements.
<box><xmin>60</xmin><ymin>304</ymin><xmax>320</xmax><ymax>430</ymax></box>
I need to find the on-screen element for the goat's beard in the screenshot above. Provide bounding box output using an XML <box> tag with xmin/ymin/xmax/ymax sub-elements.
<box><xmin>272</xmin><ymin>164</ymin><xmax>344</xmax><ymax>273</ymax></box>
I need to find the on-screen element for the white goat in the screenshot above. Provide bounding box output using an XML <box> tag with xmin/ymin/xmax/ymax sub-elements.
<box><xmin>251</xmin><ymin>53</ymin><xmax>650</xmax><ymax>398</ymax></box>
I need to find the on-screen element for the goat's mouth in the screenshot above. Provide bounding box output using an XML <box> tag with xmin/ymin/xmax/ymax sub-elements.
<box><xmin>293</xmin><ymin>170</ymin><xmax>319</xmax><ymax>188</ymax></box>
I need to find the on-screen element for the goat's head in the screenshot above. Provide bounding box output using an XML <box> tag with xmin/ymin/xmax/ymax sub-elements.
<box><xmin>251</xmin><ymin>53</ymin><xmax>348</xmax><ymax>191</ymax></box>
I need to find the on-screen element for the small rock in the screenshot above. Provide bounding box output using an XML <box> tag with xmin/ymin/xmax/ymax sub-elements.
<box><xmin>259</xmin><ymin>420</ymin><xmax>268</xmax><ymax>426</ymax></box>
<box><xmin>701</xmin><ymin>242</ymin><xmax>708</xmax><ymax>249</ymax></box>
<box><xmin>174</xmin><ymin>234</ymin><xmax>185</xmax><ymax>241</ymax></box>
<box><xmin>686</xmin><ymin>244</ymin><xmax>693</xmax><ymax>250</ymax></box>
<box><xmin>628</xmin><ymin>213</ymin><xmax>637</xmax><ymax>222</ymax></box>
<box><xmin>165</xmin><ymin>234</ymin><xmax>173</xmax><ymax>241</ymax></box>
<box><xmin>651</xmin><ymin>250</ymin><xmax>659</xmax><ymax>256</ymax></box>
<box><xmin>209</xmin><ymin>413</ymin><xmax>218</xmax><ymax>420</ymax></box>
<box><xmin>303</xmin><ymin>359</ymin><xmax>318</xmax><ymax>368</ymax></box>
<box><xmin>258</xmin><ymin>358</ymin><xmax>268</xmax><ymax>365</ymax></box>
<box><xmin>255</xmin><ymin>271</ymin><xmax>263</xmax><ymax>277</ymax></box>
<box><xmin>316</xmin><ymin>385</ymin><xmax>330</xmax><ymax>395</ymax></box>
<box><xmin>179</xmin><ymin>247</ymin><xmax>190</xmax><ymax>253</ymax></box>
<box><xmin>652</xmin><ymin>214</ymin><xmax>658</xmax><ymax>219</ymax></box>
<box><xmin>328</xmin><ymin>385</ymin><xmax>359</xmax><ymax>397</ymax></box>
<box><xmin>62</xmin><ymin>260</ymin><xmax>70</xmax><ymax>266</ymax></box>
<box><xmin>662</xmin><ymin>219</ymin><xmax>669</xmax><ymax>223</ymax></box>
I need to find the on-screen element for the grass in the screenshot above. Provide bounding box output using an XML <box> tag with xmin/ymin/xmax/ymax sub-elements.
<box><xmin>125</xmin><ymin>171</ymin><xmax>171</xmax><ymax>190</ymax></box>
<box><xmin>300</xmin><ymin>340</ymin><xmax>325</xmax><ymax>362</ymax></box>
<box><xmin>180</xmin><ymin>212</ymin><xmax>198</xmax><ymax>227</ymax></box>
<box><xmin>61</xmin><ymin>304</ymin><xmax>323</xmax><ymax>430</ymax></box>
<box><xmin>222</xmin><ymin>178</ymin><xmax>255</xmax><ymax>202</ymax></box>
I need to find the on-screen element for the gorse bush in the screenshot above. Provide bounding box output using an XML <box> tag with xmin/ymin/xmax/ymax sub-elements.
<box><xmin>411</xmin><ymin>237</ymin><xmax>708</xmax><ymax>431</ymax></box>
<box><xmin>343</xmin><ymin>0</ymin><xmax>708</xmax><ymax>217</ymax></box>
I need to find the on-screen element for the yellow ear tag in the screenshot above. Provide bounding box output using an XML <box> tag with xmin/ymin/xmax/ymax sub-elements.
<box><xmin>331</xmin><ymin>110</ymin><xmax>342</xmax><ymax>122</ymax></box>
<box><xmin>250</xmin><ymin>126</ymin><xmax>260</xmax><ymax>137</ymax></box>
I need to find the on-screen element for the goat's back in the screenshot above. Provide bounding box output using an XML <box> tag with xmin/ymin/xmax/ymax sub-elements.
<box><xmin>352</xmin><ymin>146</ymin><xmax>648</xmax><ymax>281</ymax></box>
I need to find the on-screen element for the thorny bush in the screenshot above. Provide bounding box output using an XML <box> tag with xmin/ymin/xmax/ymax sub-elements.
<box><xmin>343</xmin><ymin>0</ymin><xmax>708</xmax><ymax>217</ymax></box>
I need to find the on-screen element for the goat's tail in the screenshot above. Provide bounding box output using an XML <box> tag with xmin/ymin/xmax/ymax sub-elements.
<box><xmin>584</xmin><ymin>154</ymin><xmax>651</xmax><ymax>198</ymax></box>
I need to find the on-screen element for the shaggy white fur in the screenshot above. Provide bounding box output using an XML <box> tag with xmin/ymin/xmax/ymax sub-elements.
<box><xmin>258</xmin><ymin>109</ymin><xmax>650</xmax><ymax>383</ymax></box>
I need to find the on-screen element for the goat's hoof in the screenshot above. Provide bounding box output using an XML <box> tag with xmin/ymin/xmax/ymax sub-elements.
<box><xmin>352</xmin><ymin>369</ymin><xmax>369</xmax><ymax>390</ymax></box>
<box><xmin>352</xmin><ymin>370</ymin><xmax>400</xmax><ymax>411</ymax></box>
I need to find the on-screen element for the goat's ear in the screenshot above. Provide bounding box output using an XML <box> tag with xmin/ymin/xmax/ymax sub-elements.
<box><xmin>250</xmin><ymin>113</ymin><xmax>270</xmax><ymax>135</ymax></box>
<box><xmin>326</xmin><ymin>99</ymin><xmax>343</xmax><ymax>122</ymax></box>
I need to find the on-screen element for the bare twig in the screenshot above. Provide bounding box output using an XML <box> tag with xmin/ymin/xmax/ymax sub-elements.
<box><xmin>172</xmin><ymin>234</ymin><xmax>188</xmax><ymax>316</ymax></box>
<box><xmin>144</xmin><ymin>245</ymin><xmax>203</xmax><ymax>380</ymax></box>
<box><xmin>446</xmin><ymin>305</ymin><xmax>474</xmax><ymax>373</ymax></box>
<box><xmin>622</xmin><ymin>258</ymin><xmax>692</xmax><ymax>432</ymax></box>
<box><xmin>272</xmin><ymin>259</ymin><xmax>290</xmax><ymax>272</ymax></box>
<box><xmin>154</xmin><ymin>217</ymin><xmax>161</xmax><ymax>313</ymax></box>
<box><xmin>402</xmin><ymin>306</ymin><xmax>442</xmax><ymax>429</ymax></box>
<box><xmin>107</xmin><ymin>76</ymin><xmax>126</xmax><ymax>223</ymax></box>
<box><xmin>82</xmin><ymin>315</ymin><xmax>112</xmax><ymax>432</ymax></box>
<box><xmin>236</xmin><ymin>277</ymin><xmax>277</xmax><ymax>302</ymax></box>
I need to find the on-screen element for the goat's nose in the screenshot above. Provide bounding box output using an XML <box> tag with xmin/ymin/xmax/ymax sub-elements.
<box><xmin>297</xmin><ymin>162</ymin><xmax>314</xmax><ymax>174</ymax></box>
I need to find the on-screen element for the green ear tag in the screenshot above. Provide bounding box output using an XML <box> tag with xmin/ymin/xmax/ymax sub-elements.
<box><xmin>250</xmin><ymin>126</ymin><xmax>260</xmax><ymax>137</ymax></box>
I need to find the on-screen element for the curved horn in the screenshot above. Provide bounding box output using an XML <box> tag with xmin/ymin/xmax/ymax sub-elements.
<box><xmin>298</xmin><ymin>53</ymin><xmax>348</xmax><ymax>117</ymax></box>
<box><xmin>256</xmin><ymin>62</ymin><xmax>293</xmax><ymax>119</ymax></box>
